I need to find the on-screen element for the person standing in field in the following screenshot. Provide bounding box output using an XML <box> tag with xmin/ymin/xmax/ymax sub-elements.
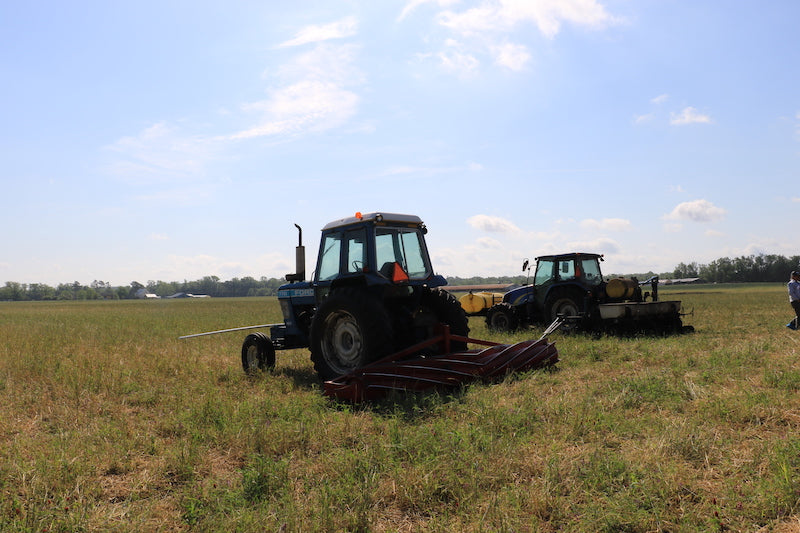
<box><xmin>787</xmin><ymin>271</ymin><xmax>800</xmax><ymax>330</ymax></box>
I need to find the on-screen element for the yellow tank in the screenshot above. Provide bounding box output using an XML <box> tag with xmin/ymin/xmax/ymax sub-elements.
<box><xmin>605</xmin><ymin>278</ymin><xmax>638</xmax><ymax>299</ymax></box>
<box><xmin>459</xmin><ymin>292</ymin><xmax>504</xmax><ymax>315</ymax></box>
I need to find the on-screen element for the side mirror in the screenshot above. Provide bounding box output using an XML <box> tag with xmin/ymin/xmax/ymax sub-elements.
<box><xmin>522</xmin><ymin>260</ymin><xmax>529</xmax><ymax>272</ymax></box>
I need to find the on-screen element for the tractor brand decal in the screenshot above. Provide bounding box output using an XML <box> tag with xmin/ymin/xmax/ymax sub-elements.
<box><xmin>277</xmin><ymin>288</ymin><xmax>315</xmax><ymax>298</ymax></box>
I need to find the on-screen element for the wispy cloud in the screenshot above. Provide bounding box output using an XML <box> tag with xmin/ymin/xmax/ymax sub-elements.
<box><xmin>651</xmin><ymin>93</ymin><xmax>669</xmax><ymax>105</ymax></box>
<box><xmin>670</xmin><ymin>106</ymin><xmax>712</xmax><ymax>126</ymax></box>
<box><xmin>491</xmin><ymin>42</ymin><xmax>531</xmax><ymax>71</ymax></box>
<box><xmin>406</xmin><ymin>0</ymin><xmax>617</xmax><ymax>75</ymax></box>
<box><xmin>664</xmin><ymin>199</ymin><xmax>726</xmax><ymax>223</ymax></box>
<box><xmin>378</xmin><ymin>161</ymin><xmax>482</xmax><ymax>179</ymax></box>
<box><xmin>467</xmin><ymin>214</ymin><xmax>520</xmax><ymax>233</ymax></box>
<box><xmin>580</xmin><ymin>218</ymin><xmax>632</xmax><ymax>231</ymax></box>
<box><xmin>566</xmin><ymin>237</ymin><xmax>620</xmax><ymax>254</ymax></box>
<box><xmin>398</xmin><ymin>0</ymin><xmax>460</xmax><ymax>21</ymax></box>
<box><xmin>232</xmin><ymin>41</ymin><xmax>362</xmax><ymax>140</ymax></box>
<box><xmin>105</xmin><ymin>122</ymin><xmax>221</xmax><ymax>185</ymax></box>
<box><xmin>476</xmin><ymin>236</ymin><xmax>502</xmax><ymax>249</ymax></box>
<box><xmin>277</xmin><ymin>16</ymin><xmax>357</xmax><ymax>48</ymax></box>
<box><xmin>438</xmin><ymin>0</ymin><xmax>617</xmax><ymax>39</ymax></box>
<box><xmin>232</xmin><ymin>79</ymin><xmax>359</xmax><ymax>139</ymax></box>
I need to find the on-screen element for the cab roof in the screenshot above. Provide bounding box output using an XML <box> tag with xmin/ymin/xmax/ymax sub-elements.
<box><xmin>535</xmin><ymin>252</ymin><xmax>604</xmax><ymax>262</ymax></box>
<box><xmin>322</xmin><ymin>212</ymin><xmax>424</xmax><ymax>231</ymax></box>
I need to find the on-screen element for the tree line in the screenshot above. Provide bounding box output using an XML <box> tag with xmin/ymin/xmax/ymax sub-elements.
<box><xmin>0</xmin><ymin>276</ymin><xmax>287</xmax><ymax>301</ymax></box>
<box><xmin>2</xmin><ymin>253</ymin><xmax>799</xmax><ymax>302</ymax></box>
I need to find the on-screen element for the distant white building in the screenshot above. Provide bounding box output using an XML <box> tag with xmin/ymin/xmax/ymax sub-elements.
<box><xmin>134</xmin><ymin>288</ymin><xmax>159</xmax><ymax>299</ymax></box>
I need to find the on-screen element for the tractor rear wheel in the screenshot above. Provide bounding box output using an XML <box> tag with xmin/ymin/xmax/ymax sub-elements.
<box><xmin>486</xmin><ymin>303</ymin><xmax>519</xmax><ymax>331</ymax></box>
<box><xmin>545</xmin><ymin>292</ymin><xmax>583</xmax><ymax>322</ymax></box>
<box><xmin>241</xmin><ymin>332</ymin><xmax>276</xmax><ymax>373</ymax></box>
<box><xmin>420</xmin><ymin>288</ymin><xmax>469</xmax><ymax>352</ymax></box>
<box><xmin>309</xmin><ymin>288</ymin><xmax>393</xmax><ymax>381</ymax></box>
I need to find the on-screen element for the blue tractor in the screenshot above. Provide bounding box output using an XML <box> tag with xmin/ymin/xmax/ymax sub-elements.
<box><xmin>240</xmin><ymin>212</ymin><xmax>469</xmax><ymax>380</ymax></box>
<box><xmin>485</xmin><ymin>253</ymin><xmax>684</xmax><ymax>333</ymax></box>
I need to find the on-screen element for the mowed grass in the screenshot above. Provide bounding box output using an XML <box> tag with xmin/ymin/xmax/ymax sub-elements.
<box><xmin>2</xmin><ymin>284</ymin><xmax>800</xmax><ymax>532</ymax></box>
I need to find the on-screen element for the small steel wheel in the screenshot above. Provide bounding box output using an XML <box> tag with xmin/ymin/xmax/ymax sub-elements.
<box><xmin>241</xmin><ymin>332</ymin><xmax>276</xmax><ymax>373</ymax></box>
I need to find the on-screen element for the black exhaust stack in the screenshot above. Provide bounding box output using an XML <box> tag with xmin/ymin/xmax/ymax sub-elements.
<box><xmin>285</xmin><ymin>224</ymin><xmax>305</xmax><ymax>282</ymax></box>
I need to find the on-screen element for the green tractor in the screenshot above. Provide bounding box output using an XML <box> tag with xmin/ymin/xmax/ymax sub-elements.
<box><xmin>485</xmin><ymin>253</ymin><xmax>687</xmax><ymax>333</ymax></box>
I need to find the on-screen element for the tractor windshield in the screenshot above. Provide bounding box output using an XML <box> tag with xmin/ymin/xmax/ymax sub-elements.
<box><xmin>376</xmin><ymin>227</ymin><xmax>431</xmax><ymax>280</ymax></box>
<box><xmin>580</xmin><ymin>257</ymin><xmax>603</xmax><ymax>286</ymax></box>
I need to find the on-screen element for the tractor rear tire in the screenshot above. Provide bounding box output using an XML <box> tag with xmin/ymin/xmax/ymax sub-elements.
<box><xmin>309</xmin><ymin>288</ymin><xmax>393</xmax><ymax>381</ymax></box>
<box><xmin>421</xmin><ymin>288</ymin><xmax>469</xmax><ymax>352</ymax></box>
<box><xmin>545</xmin><ymin>292</ymin><xmax>583</xmax><ymax>323</ymax></box>
<box><xmin>486</xmin><ymin>303</ymin><xmax>519</xmax><ymax>332</ymax></box>
<box><xmin>241</xmin><ymin>332</ymin><xmax>276</xmax><ymax>374</ymax></box>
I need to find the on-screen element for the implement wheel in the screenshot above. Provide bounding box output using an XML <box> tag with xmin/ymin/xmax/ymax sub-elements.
<box><xmin>241</xmin><ymin>332</ymin><xmax>276</xmax><ymax>373</ymax></box>
<box><xmin>310</xmin><ymin>288</ymin><xmax>393</xmax><ymax>381</ymax></box>
<box><xmin>486</xmin><ymin>303</ymin><xmax>519</xmax><ymax>332</ymax></box>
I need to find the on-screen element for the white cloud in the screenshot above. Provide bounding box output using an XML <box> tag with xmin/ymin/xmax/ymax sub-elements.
<box><xmin>580</xmin><ymin>218</ymin><xmax>632</xmax><ymax>231</ymax></box>
<box><xmin>438</xmin><ymin>39</ymin><xmax>481</xmax><ymax>74</ymax></box>
<box><xmin>565</xmin><ymin>237</ymin><xmax>620</xmax><ymax>254</ymax></box>
<box><xmin>438</xmin><ymin>0</ymin><xmax>617</xmax><ymax>39</ymax></box>
<box><xmin>651</xmin><ymin>93</ymin><xmax>669</xmax><ymax>105</ymax></box>
<box><xmin>491</xmin><ymin>42</ymin><xmax>531</xmax><ymax>71</ymax></box>
<box><xmin>664</xmin><ymin>199</ymin><xmax>726</xmax><ymax>223</ymax></box>
<box><xmin>398</xmin><ymin>0</ymin><xmax>460</xmax><ymax>21</ymax></box>
<box><xmin>105</xmin><ymin>122</ymin><xmax>220</xmax><ymax>184</ymax></box>
<box><xmin>233</xmin><ymin>80</ymin><xmax>359</xmax><ymax>139</ymax></box>
<box><xmin>232</xmin><ymin>43</ymin><xmax>362</xmax><ymax>140</ymax></box>
<box><xmin>476</xmin><ymin>236</ymin><xmax>503</xmax><ymax>249</ymax></box>
<box><xmin>277</xmin><ymin>16</ymin><xmax>358</xmax><ymax>48</ymax></box>
<box><xmin>670</xmin><ymin>106</ymin><xmax>712</xmax><ymax>125</ymax></box>
<box><xmin>705</xmin><ymin>229</ymin><xmax>724</xmax><ymax>238</ymax></box>
<box><xmin>378</xmin><ymin>161</ymin><xmax>483</xmax><ymax>178</ymax></box>
<box><xmin>792</xmin><ymin>197</ymin><xmax>800</xmax><ymax>203</ymax></box>
<box><xmin>149</xmin><ymin>233</ymin><xmax>169</xmax><ymax>241</ymax></box>
<box><xmin>408</xmin><ymin>0</ymin><xmax>617</xmax><ymax>76</ymax></box>
<box><xmin>634</xmin><ymin>113</ymin><xmax>654</xmax><ymax>124</ymax></box>
<box><xmin>467</xmin><ymin>214</ymin><xmax>521</xmax><ymax>233</ymax></box>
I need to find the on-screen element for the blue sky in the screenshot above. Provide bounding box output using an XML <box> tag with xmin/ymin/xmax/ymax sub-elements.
<box><xmin>2</xmin><ymin>0</ymin><xmax>799</xmax><ymax>286</ymax></box>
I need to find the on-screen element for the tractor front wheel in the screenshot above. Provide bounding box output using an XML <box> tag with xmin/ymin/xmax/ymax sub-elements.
<box><xmin>486</xmin><ymin>303</ymin><xmax>519</xmax><ymax>331</ymax></box>
<box><xmin>309</xmin><ymin>288</ymin><xmax>393</xmax><ymax>381</ymax></box>
<box><xmin>241</xmin><ymin>332</ymin><xmax>276</xmax><ymax>374</ymax></box>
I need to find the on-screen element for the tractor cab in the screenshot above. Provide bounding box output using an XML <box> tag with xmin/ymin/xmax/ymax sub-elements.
<box><xmin>532</xmin><ymin>253</ymin><xmax>605</xmax><ymax>302</ymax></box>
<box><xmin>313</xmin><ymin>212</ymin><xmax>445</xmax><ymax>288</ymax></box>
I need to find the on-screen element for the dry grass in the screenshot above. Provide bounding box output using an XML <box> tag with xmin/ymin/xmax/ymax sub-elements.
<box><xmin>2</xmin><ymin>284</ymin><xmax>800</xmax><ymax>531</ymax></box>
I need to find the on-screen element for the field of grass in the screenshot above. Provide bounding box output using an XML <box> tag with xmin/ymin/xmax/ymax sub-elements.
<box><xmin>2</xmin><ymin>284</ymin><xmax>800</xmax><ymax>532</ymax></box>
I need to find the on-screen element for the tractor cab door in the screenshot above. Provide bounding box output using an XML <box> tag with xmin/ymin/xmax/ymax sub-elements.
<box><xmin>579</xmin><ymin>257</ymin><xmax>604</xmax><ymax>286</ymax></box>
<box><xmin>532</xmin><ymin>258</ymin><xmax>558</xmax><ymax>305</ymax></box>
<box><xmin>314</xmin><ymin>227</ymin><xmax>369</xmax><ymax>304</ymax></box>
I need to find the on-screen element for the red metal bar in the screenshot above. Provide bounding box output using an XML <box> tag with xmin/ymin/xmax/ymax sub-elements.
<box><xmin>323</xmin><ymin>332</ymin><xmax>559</xmax><ymax>402</ymax></box>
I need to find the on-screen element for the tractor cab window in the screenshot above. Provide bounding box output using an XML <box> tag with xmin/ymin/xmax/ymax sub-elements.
<box><xmin>317</xmin><ymin>233</ymin><xmax>342</xmax><ymax>281</ymax></box>
<box><xmin>317</xmin><ymin>229</ymin><xmax>368</xmax><ymax>280</ymax></box>
<box><xmin>581</xmin><ymin>258</ymin><xmax>603</xmax><ymax>285</ymax></box>
<box><xmin>376</xmin><ymin>228</ymin><xmax>431</xmax><ymax>279</ymax></box>
<box><xmin>345</xmin><ymin>228</ymin><xmax>367</xmax><ymax>274</ymax></box>
<box><xmin>534</xmin><ymin>259</ymin><xmax>556</xmax><ymax>286</ymax></box>
<box><xmin>559</xmin><ymin>260</ymin><xmax>576</xmax><ymax>280</ymax></box>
